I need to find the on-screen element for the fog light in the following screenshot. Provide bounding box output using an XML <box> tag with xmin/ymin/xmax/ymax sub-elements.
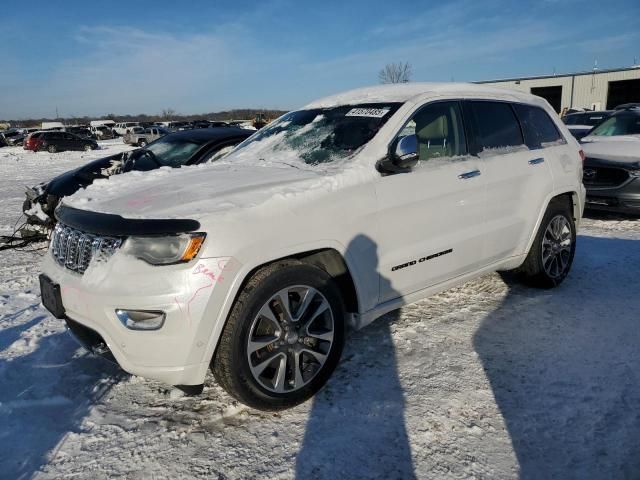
<box><xmin>116</xmin><ymin>309</ymin><xmax>166</xmax><ymax>330</ymax></box>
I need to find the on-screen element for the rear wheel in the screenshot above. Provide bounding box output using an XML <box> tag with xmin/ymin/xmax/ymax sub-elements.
<box><xmin>138</xmin><ymin>139</ymin><xmax>147</xmax><ymax>147</ymax></box>
<box><xmin>516</xmin><ymin>198</ymin><xmax>576</xmax><ymax>288</ymax></box>
<box><xmin>47</xmin><ymin>144</ymin><xmax>57</xmax><ymax>153</ymax></box>
<box><xmin>213</xmin><ymin>260</ymin><xmax>345</xmax><ymax>410</ymax></box>
<box><xmin>84</xmin><ymin>144</ymin><xmax>92</xmax><ymax>152</ymax></box>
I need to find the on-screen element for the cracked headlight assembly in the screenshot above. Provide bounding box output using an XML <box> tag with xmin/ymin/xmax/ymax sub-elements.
<box><xmin>125</xmin><ymin>233</ymin><xmax>206</xmax><ymax>265</ymax></box>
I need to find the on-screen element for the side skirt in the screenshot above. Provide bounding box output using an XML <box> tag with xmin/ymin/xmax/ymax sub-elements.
<box><xmin>352</xmin><ymin>254</ymin><xmax>526</xmax><ymax>330</ymax></box>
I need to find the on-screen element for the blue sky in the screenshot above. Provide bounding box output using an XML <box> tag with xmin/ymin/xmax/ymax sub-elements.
<box><xmin>1</xmin><ymin>0</ymin><xmax>638</xmax><ymax>119</ymax></box>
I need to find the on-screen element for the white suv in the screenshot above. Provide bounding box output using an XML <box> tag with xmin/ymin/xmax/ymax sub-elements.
<box><xmin>112</xmin><ymin>122</ymin><xmax>141</xmax><ymax>136</ymax></box>
<box><xmin>40</xmin><ymin>83</ymin><xmax>585</xmax><ymax>410</ymax></box>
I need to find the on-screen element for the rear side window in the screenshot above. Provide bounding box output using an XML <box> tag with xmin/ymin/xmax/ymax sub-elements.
<box><xmin>513</xmin><ymin>104</ymin><xmax>565</xmax><ymax>149</ymax></box>
<box><xmin>467</xmin><ymin>101</ymin><xmax>524</xmax><ymax>152</ymax></box>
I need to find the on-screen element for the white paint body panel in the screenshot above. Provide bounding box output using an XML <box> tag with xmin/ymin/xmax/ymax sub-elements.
<box><xmin>41</xmin><ymin>84</ymin><xmax>585</xmax><ymax>386</ymax></box>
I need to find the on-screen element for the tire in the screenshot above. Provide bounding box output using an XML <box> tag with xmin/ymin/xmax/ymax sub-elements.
<box><xmin>138</xmin><ymin>140</ymin><xmax>147</xmax><ymax>148</ymax></box>
<box><xmin>213</xmin><ymin>259</ymin><xmax>345</xmax><ymax>410</ymax></box>
<box><xmin>84</xmin><ymin>144</ymin><xmax>92</xmax><ymax>152</ymax></box>
<box><xmin>516</xmin><ymin>197</ymin><xmax>576</xmax><ymax>288</ymax></box>
<box><xmin>47</xmin><ymin>144</ymin><xmax>57</xmax><ymax>153</ymax></box>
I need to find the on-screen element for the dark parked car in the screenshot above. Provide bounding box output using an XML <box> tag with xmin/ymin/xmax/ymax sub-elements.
<box><xmin>562</xmin><ymin>110</ymin><xmax>612</xmax><ymax>140</ymax></box>
<box><xmin>23</xmin><ymin>131</ymin><xmax>98</xmax><ymax>153</ymax></box>
<box><xmin>23</xmin><ymin>127</ymin><xmax>253</xmax><ymax>227</ymax></box>
<box><xmin>66</xmin><ymin>127</ymin><xmax>95</xmax><ymax>139</ymax></box>
<box><xmin>1</xmin><ymin>129</ymin><xmax>27</xmax><ymax>146</ymax></box>
<box><xmin>582</xmin><ymin>143</ymin><xmax>640</xmax><ymax>215</ymax></box>
<box><xmin>614</xmin><ymin>103</ymin><xmax>640</xmax><ymax>110</ymax></box>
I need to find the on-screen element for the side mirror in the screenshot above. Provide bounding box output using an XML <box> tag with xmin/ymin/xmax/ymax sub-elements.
<box><xmin>377</xmin><ymin>134</ymin><xmax>419</xmax><ymax>174</ymax></box>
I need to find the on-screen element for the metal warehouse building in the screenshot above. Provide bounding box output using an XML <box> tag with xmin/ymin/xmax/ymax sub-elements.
<box><xmin>478</xmin><ymin>66</ymin><xmax>640</xmax><ymax>113</ymax></box>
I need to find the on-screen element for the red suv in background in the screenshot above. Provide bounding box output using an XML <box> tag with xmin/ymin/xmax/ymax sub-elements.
<box><xmin>24</xmin><ymin>131</ymin><xmax>98</xmax><ymax>153</ymax></box>
<box><xmin>23</xmin><ymin>132</ymin><xmax>44</xmax><ymax>151</ymax></box>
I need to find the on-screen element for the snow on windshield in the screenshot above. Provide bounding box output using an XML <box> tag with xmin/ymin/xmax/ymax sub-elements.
<box><xmin>224</xmin><ymin>103</ymin><xmax>401</xmax><ymax>170</ymax></box>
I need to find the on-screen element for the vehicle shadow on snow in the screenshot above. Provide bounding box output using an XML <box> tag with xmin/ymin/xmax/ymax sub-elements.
<box><xmin>0</xmin><ymin>313</ymin><xmax>42</xmax><ymax>353</ymax></box>
<box><xmin>0</xmin><ymin>326</ymin><xmax>124</xmax><ymax>479</ymax></box>
<box><xmin>474</xmin><ymin>235</ymin><xmax>640</xmax><ymax>479</ymax></box>
<box><xmin>296</xmin><ymin>234</ymin><xmax>415</xmax><ymax>479</ymax></box>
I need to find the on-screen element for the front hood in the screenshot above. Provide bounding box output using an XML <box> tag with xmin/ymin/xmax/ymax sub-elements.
<box><xmin>582</xmin><ymin>138</ymin><xmax>640</xmax><ymax>164</ymax></box>
<box><xmin>62</xmin><ymin>162</ymin><xmax>321</xmax><ymax>220</ymax></box>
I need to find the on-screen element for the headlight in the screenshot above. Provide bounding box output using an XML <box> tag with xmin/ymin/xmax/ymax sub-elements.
<box><xmin>124</xmin><ymin>233</ymin><xmax>206</xmax><ymax>265</ymax></box>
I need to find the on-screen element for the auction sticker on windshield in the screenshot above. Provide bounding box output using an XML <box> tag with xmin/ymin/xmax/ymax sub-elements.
<box><xmin>345</xmin><ymin>107</ymin><xmax>390</xmax><ymax>118</ymax></box>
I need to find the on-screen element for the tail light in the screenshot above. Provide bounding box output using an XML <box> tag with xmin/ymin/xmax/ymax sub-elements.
<box><xmin>579</xmin><ymin>149</ymin><xmax>585</xmax><ymax>163</ymax></box>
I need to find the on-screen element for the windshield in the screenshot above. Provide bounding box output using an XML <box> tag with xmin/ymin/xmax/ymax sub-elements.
<box><xmin>589</xmin><ymin>113</ymin><xmax>640</xmax><ymax>136</ymax></box>
<box><xmin>145</xmin><ymin>136</ymin><xmax>204</xmax><ymax>167</ymax></box>
<box><xmin>230</xmin><ymin>103</ymin><xmax>401</xmax><ymax>167</ymax></box>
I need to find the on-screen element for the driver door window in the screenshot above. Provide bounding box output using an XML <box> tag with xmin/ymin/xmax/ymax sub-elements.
<box><xmin>399</xmin><ymin>101</ymin><xmax>467</xmax><ymax>163</ymax></box>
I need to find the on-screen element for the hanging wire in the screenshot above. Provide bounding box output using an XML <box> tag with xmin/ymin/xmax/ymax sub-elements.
<box><xmin>0</xmin><ymin>214</ymin><xmax>50</xmax><ymax>252</ymax></box>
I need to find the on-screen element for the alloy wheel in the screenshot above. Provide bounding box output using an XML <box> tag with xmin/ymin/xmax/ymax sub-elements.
<box><xmin>541</xmin><ymin>214</ymin><xmax>573</xmax><ymax>278</ymax></box>
<box><xmin>247</xmin><ymin>285</ymin><xmax>334</xmax><ymax>393</ymax></box>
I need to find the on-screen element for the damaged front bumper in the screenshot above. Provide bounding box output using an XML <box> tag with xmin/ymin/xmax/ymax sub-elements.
<box><xmin>23</xmin><ymin>184</ymin><xmax>58</xmax><ymax>228</ymax></box>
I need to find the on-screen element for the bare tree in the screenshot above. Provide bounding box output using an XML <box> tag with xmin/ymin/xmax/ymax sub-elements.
<box><xmin>378</xmin><ymin>62</ymin><xmax>412</xmax><ymax>84</ymax></box>
<box><xmin>162</xmin><ymin>108</ymin><xmax>176</xmax><ymax>120</ymax></box>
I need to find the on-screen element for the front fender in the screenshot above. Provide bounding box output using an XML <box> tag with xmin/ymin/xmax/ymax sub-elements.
<box><xmin>191</xmin><ymin>238</ymin><xmax>374</xmax><ymax>383</ymax></box>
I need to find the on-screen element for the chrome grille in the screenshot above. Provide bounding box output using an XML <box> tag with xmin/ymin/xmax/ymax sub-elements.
<box><xmin>51</xmin><ymin>223</ymin><xmax>123</xmax><ymax>274</ymax></box>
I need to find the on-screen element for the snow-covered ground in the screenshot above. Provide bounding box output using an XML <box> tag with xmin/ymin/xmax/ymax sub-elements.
<box><xmin>1</xmin><ymin>142</ymin><xmax>639</xmax><ymax>479</ymax></box>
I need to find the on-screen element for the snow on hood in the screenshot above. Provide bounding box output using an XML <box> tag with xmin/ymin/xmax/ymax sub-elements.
<box><xmin>63</xmin><ymin>114</ymin><xmax>384</xmax><ymax>221</ymax></box>
<box><xmin>63</xmin><ymin>162</ymin><xmax>323</xmax><ymax>220</ymax></box>
<box><xmin>62</xmin><ymin>151</ymin><xmax>376</xmax><ymax>221</ymax></box>
<box><xmin>582</xmin><ymin>137</ymin><xmax>640</xmax><ymax>163</ymax></box>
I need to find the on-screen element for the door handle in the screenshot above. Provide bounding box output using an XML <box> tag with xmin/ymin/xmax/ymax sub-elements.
<box><xmin>528</xmin><ymin>157</ymin><xmax>545</xmax><ymax>165</ymax></box>
<box><xmin>458</xmin><ymin>170</ymin><xmax>481</xmax><ymax>180</ymax></box>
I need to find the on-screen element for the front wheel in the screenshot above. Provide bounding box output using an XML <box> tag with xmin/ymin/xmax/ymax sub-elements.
<box><xmin>213</xmin><ymin>260</ymin><xmax>345</xmax><ymax>410</ymax></box>
<box><xmin>138</xmin><ymin>140</ymin><xmax>147</xmax><ymax>147</ymax></box>
<box><xmin>516</xmin><ymin>198</ymin><xmax>576</xmax><ymax>288</ymax></box>
<box><xmin>84</xmin><ymin>144</ymin><xmax>93</xmax><ymax>152</ymax></box>
<box><xmin>47</xmin><ymin>144</ymin><xmax>57</xmax><ymax>153</ymax></box>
